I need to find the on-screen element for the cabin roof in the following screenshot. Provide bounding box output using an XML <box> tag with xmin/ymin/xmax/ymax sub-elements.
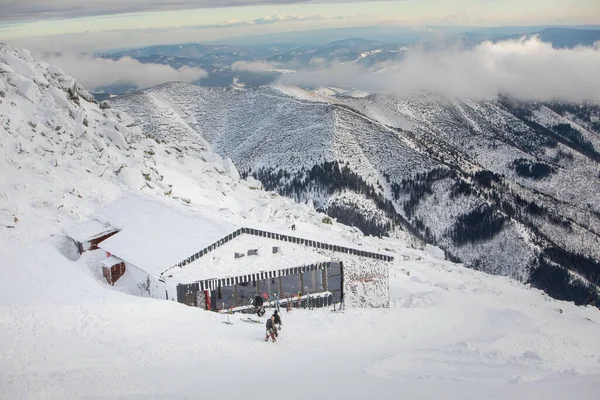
<box><xmin>62</xmin><ymin>219</ymin><xmax>118</xmax><ymax>243</ymax></box>
<box><xmin>100</xmin><ymin>256</ymin><xmax>123</xmax><ymax>268</ymax></box>
<box><xmin>91</xmin><ymin>194</ymin><xmax>393</xmax><ymax>279</ymax></box>
<box><xmin>97</xmin><ymin>195</ymin><xmax>239</xmax><ymax>277</ymax></box>
<box><xmin>167</xmin><ymin>234</ymin><xmax>332</xmax><ymax>283</ymax></box>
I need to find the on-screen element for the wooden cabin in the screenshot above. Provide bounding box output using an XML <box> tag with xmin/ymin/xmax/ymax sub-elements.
<box><xmin>101</xmin><ymin>256</ymin><xmax>126</xmax><ymax>285</ymax></box>
<box><xmin>83</xmin><ymin>195</ymin><xmax>393</xmax><ymax>308</ymax></box>
<box><xmin>62</xmin><ymin>219</ymin><xmax>119</xmax><ymax>255</ymax></box>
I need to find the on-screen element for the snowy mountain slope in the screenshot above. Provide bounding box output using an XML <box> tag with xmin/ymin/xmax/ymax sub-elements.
<box><xmin>112</xmin><ymin>83</ymin><xmax>444</xmax><ymax>185</ymax></box>
<box><xmin>353</xmin><ymin>94</ymin><xmax>600</xmax><ymax>268</ymax></box>
<box><xmin>0</xmin><ymin>43</ymin><xmax>389</xmax><ymax>264</ymax></box>
<box><xmin>2</xmin><ymin>43</ymin><xmax>600</xmax><ymax>400</ymax></box>
<box><xmin>112</xmin><ymin>83</ymin><xmax>600</xmax><ymax>306</ymax></box>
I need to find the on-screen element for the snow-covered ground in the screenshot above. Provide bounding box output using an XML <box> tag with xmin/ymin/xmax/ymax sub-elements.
<box><xmin>1</xmin><ymin>43</ymin><xmax>600</xmax><ymax>399</ymax></box>
<box><xmin>1</xmin><ymin>241</ymin><xmax>599</xmax><ymax>399</ymax></box>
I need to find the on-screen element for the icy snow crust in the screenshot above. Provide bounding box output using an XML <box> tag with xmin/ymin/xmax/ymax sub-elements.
<box><xmin>1</xmin><ymin>43</ymin><xmax>600</xmax><ymax>399</ymax></box>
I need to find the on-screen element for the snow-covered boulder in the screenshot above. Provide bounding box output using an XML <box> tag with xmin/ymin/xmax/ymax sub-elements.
<box><xmin>116</xmin><ymin>165</ymin><xmax>145</xmax><ymax>189</ymax></box>
<box><xmin>0</xmin><ymin>62</ymin><xmax>15</xmax><ymax>73</ymax></box>
<box><xmin>100</xmin><ymin>127</ymin><xmax>128</xmax><ymax>149</ymax></box>
<box><xmin>0</xmin><ymin>52</ymin><xmax>36</xmax><ymax>77</ymax></box>
<box><xmin>33</xmin><ymin>72</ymin><xmax>49</xmax><ymax>87</ymax></box>
<box><xmin>46</xmin><ymin>65</ymin><xmax>66</xmax><ymax>77</ymax></box>
<box><xmin>6</xmin><ymin>74</ymin><xmax>41</xmax><ymax>102</ymax></box>
<box><xmin>246</xmin><ymin>176</ymin><xmax>263</xmax><ymax>190</ymax></box>
<box><xmin>48</xmin><ymin>86</ymin><xmax>75</xmax><ymax>112</ymax></box>
<box><xmin>223</xmin><ymin>157</ymin><xmax>240</xmax><ymax>181</ymax></box>
<box><xmin>201</xmin><ymin>151</ymin><xmax>222</xmax><ymax>164</ymax></box>
<box><xmin>252</xmin><ymin>203</ymin><xmax>272</xmax><ymax>222</ymax></box>
<box><xmin>75</xmin><ymin>82</ymin><xmax>96</xmax><ymax>103</ymax></box>
<box><xmin>425</xmin><ymin>244</ymin><xmax>446</xmax><ymax>260</ymax></box>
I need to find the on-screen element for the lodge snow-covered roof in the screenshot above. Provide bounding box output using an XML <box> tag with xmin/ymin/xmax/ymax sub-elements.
<box><xmin>96</xmin><ymin>195</ymin><xmax>239</xmax><ymax>276</ymax></box>
<box><xmin>167</xmin><ymin>234</ymin><xmax>331</xmax><ymax>283</ymax></box>
<box><xmin>93</xmin><ymin>194</ymin><xmax>393</xmax><ymax>278</ymax></box>
<box><xmin>241</xmin><ymin>218</ymin><xmax>390</xmax><ymax>257</ymax></box>
<box><xmin>61</xmin><ymin>219</ymin><xmax>118</xmax><ymax>242</ymax></box>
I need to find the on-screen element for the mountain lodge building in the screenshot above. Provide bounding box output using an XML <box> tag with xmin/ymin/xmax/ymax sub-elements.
<box><xmin>63</xmin><ymin>195</ymin><xmax>394</xmax><ymax>310</ymax></box>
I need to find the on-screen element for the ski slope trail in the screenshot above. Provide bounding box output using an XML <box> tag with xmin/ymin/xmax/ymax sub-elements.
<box><xmin>1</xmin><ymin>243</ymin><xmax>599</xmax><ymax>400</ymax></box>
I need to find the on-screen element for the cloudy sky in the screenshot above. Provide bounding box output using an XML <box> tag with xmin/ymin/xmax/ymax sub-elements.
<box><xmin>1</xmin><ymin>0</ymin><xmax>599</xmax><ymax>102</ymax></box>
<box><xmin>1</xmin><ymin>0</ymin><xmax>599</xmax><ymax>51</ymax></box>
<box><xmin>278</xmin><ymin>36</ymin><xmax>600</xmax><ymax>102</ymax></box>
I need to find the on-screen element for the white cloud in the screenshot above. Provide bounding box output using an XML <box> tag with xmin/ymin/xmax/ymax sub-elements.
<box><xmin>231</xmin><ymin>61</ymin><xmax>278</xmax><ymax>72</ymax></box>
<box><xmin>278</xmin><ymin>36</ymin><xmax>600</xmax><ymax>102</ymax></box>
<box><xmin>39</xmin><ymin>54</ymin><xmax>208</xmax><ymax>91</ymax></box>
<box><xmin>222</xmin><ymin>14</ymin><xmax>327</xmax><ymax>27</ymax></box>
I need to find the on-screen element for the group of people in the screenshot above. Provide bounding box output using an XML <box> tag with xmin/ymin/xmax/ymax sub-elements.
<box><xmin>253</xmin><ymin>294</ymin><xmax>283</xmax><ymax>342</ymax></box>
<box><xmin>265</xmin><ymin>310</ymin><xmax>282</xmax><ymax>342</ymax></box>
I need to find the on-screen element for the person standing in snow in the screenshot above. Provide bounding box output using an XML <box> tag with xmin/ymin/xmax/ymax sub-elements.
<box><xmin>272</xmin><ymin>310</ymin><xmax>282</xmax><ymax>338</ymax></box>
<box><xmin>253</xmin><ymin>294</ymin><xmax>265</xmax><ymax>317</ymax></box>
<box><xmin>274</xmin><ymin>292</ymin><xmax>280</xmax><ymax>312</ymax></box>
<box><xmin>265</xmin><ymin>315</ymin><xmax>277</xmax><ymax>342</ymax></box>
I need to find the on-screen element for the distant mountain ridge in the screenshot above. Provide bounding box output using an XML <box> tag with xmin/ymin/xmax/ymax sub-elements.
<box><xmin>507</xmin><ymin>28</ymin><xmax>600</xmax><ymax>48</ymax></box>
<box><xmin>111</xmin><ymin>83</ymin><xmax>600</xmax><ymax>307</ymax></box>
<box><xmin>89</xmin><ymin>27</ymin><xmax>600</xmax><ymax>97</ymax></box>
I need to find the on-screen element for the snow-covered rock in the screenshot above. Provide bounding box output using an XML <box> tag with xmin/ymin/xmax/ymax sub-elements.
<box><xmin>424</xmin><ymin>244</ymin><xmax>446</xmax><ymax>260</ymax></box>
<box><xmin>0</xmin><ymin>62</ymin><xmax>15</xmax><ymax>73</ymax></box>
<box><xmin>223</xmin><ymin>156</ymin><xmax>240</xmax><ymax>181</ymax></box>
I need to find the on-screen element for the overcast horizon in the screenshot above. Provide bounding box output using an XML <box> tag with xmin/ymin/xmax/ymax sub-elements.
<box><xmin>1</xmin><ymin>0</ymin><xmax>600</xmax><ymax>52</ymax></box>
<box><xmin>1</xmin><ymin>0</ymin><xmax>600</xmax><ymax>103</ymax></box>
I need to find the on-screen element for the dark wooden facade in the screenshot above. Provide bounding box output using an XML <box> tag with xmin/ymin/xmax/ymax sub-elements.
<box><xmin>103</xmin><ymin>262</ymin><xmax>126</xmax><ymax>285</ymax></box>
<box><xmin>176</xmin><ymin>261</ymin><xmax>343</xmax><ymax>311</ymax></box>
<box><xmin>76</xmin><ymin>231</ymin><xmax>119</xmax><ymax>255</ymax></box>
<box><xmin>90</xmin><ymin>231</ymin><xmax>118</xmax><ymax>251</ymax></box>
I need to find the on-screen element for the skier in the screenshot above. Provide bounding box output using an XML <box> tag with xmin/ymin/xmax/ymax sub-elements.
<box><xmin>273</xmin><ymin>310</ymin><xmax>282</xmax><ymax>327</ymax></box>
<box><xmin>254</xmin><ymin>294</ymin><xmax>263</xmax><ymax>308</ymax></box>
<box><xmin>272</xmin><ymin>310</ymin><xmax>282</xmax><ymax>338</ymax></box>
<box><xmin>253</xmin><ymin>294</ymin><xmax>265</xmax><ymax>317</ymax></box>
<box><xmin>265</xmin><ymin>315</ymin><xmax>277</xmax><ymax>342</ymax></box>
